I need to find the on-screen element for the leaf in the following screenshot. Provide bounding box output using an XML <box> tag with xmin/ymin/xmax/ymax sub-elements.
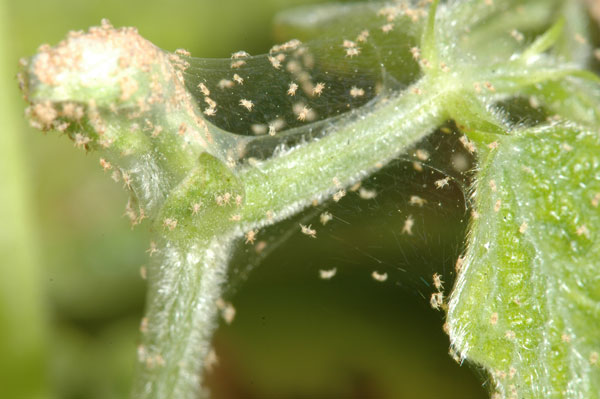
<box><xmin>448</xmin><ymin>124</ymin><xmax>600</xmax><ymax>398</ymax></box>
<box><xmin>519</xmin><ymin>18</ymin><xmax>564</xmax><ymax>62</ymax></box>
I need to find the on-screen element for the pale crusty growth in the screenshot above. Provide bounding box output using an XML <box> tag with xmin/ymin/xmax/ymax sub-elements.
<box><xmin>32</xmin><ymin>20</ymin><xmax>157</xmax><ymax>88</ymax></box>
<box><xmin>120</xmin><ymin>76</ymin><xmax>139</xmax><ymax>101</ymax></box>
<box><xmin>26</xmin><ymin>101</ymin><xmax>57</xmax><ymax>130</ymax></box>
<box><xmin>24</xmin><ymin>19</ymin><xmax>215</xmax><ymax>154</ymax></box>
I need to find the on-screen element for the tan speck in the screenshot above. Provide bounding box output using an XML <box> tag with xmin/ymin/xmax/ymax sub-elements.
<box><xmin>494</xmin><ymin>200</ymin><xmax>501</xmax><ymax>212</ymax></box>
<box><xmin>163</xmin><ymin>218</ymin><xmax>177</xmax><ymax>231</ymax></box>
<box><xmin>402</xmin><ymin>215</ymin><xmax>414</xmax><ymax>235</ymax></box>
<box><xmin>372</xmin><ymin>271</ymin><xmax>388</xmax><ymax>282</ymax></box>
<box><xmin>415</xmin><ymin>149</ymin><xmax>429</xmax><ymax>161</ymax></box>
<box><xmin>245</xmin><ymin>230</ymin><xmax>257</xmax><ymax>244</ymax></box>
<box><xmin>410</xmin><ymin>195</ymin><xmax>427</xmax><ymax>207</ymax></box>
<box><xmin>239</xmin><ymin>99</ymin><xmax>254</xmax><ymax>111</ymax></box>
<box><xmin>300</xmin><ymin>224</ymin><xmax>317</xmax><ymax>238</ymax></box>
<box><xmin>592</xmin><ymin>193</ymin><xmax>600</xmax><ymax>208</ymax></box>
<box><xmin>519</xmin><ymin>222</ymin><xmax>528</xmax><ymax>233</ymax></box>
<box><xmin>333</xmin><ymin>189</ymin><xmax>346</xmax><ymax>202</ymax></box>
<box><xmin>320</xmin><ymin>212</ymin><xmax>333</xmax><ymax>225</ymax></box>
<box><xmin>576</xmin><ymin>225</ymin><xmax>590</xmax><ymax>238</ymax></box>
<box><xmin>287</xmin><ymin>82</ymin><xmax>298</xmax><ymax>96</ymax></box>
<box><xmin>490</xmin><ymin>312</ymin><xmax>498</xmax><ymax>325</ymax></box>
<box><xmin>319</xmin><ymin>268</ymin><xmax>337</xmax><ymax>280</ymax></box>
<box><xmin>350</xmin><ymin>86</ymin><xmax>365</xmax><ymax>97</ymax></box>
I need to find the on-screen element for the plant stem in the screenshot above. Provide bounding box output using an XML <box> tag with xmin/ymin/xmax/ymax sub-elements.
<box><xmin>238</xmin><ymin>76</ymin><xmax>449</xmax><ymax>227</ymax></box>
<box><xmin>134</xmin><ymin>236</ymin><xmax>235</xmax><ymax>399</ymax></box>
<box><xmin>133</xmin><ymin>75</ymin><xmax>453</xmax><ymax>398</ymax></box>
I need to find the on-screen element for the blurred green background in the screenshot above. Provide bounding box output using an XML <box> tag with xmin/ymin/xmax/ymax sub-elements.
<box><xmin>0</xmin><ymin>0</ymin><xmax>487</xmax><ymax>398</ymax></box>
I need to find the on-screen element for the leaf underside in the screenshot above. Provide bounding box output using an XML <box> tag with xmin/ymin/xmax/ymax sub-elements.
<box><xmin>449</xmin><ymin>124</ymin><xmax>600</xmax><ymax>398</ymax></box>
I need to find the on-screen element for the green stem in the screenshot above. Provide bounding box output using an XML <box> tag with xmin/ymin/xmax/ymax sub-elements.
<box><xmin>134</xmin><ymin>236</ymin><xmax>234</xmax><ymax>399</ymax></box>
<box><xmin>238</xmin><ymin>76</ymin><xmax>449</xmax><ymax>227</ymax></box>
<box><xmin>138</xmin><ymin>76</ymin><xmax>453</xmax><ymax>399</ymax></box>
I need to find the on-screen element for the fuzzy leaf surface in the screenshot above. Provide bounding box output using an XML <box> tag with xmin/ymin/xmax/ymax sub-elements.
<box><xmin>449</xmin><ymin>124</ymin><xmax>600</xmax><ymax>398</ymax></box>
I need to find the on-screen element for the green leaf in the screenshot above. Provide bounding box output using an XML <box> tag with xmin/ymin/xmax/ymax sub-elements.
<box><xmin>448</xmin><ymin>124</ymin><xmax>600</xmax><ymax>398</ymax></box>
<box><xmin>519</xmin><ymin>18</ymin><xmax>564</xmax><ymax>62</ymax></box>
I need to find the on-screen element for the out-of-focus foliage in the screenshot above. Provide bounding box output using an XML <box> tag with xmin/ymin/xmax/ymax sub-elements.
<box><xmin>0</xmin><ymin>1</ymin><xmax>47</xmax><ymax>398</ymax></box>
